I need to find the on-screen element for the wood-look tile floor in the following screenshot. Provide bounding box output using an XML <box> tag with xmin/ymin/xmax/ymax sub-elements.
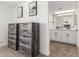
<box><xmin>0</xmin><ymin>41</ymin><xmax>78</xmax><ymax>57</ymax></box>
<box><xmin>0</xmin><ymin>47</ymin><xmax>24</xmax><ymax>57</ymax></box>
<box><xmin>0</xmin><ymin>47</ymin><xmax>45</xmax><ymax>57</ymax></box>
<box><xmin>50</xmin><ymin>41</ymin><xmax>78</xmax><ymax>57</ymax></box>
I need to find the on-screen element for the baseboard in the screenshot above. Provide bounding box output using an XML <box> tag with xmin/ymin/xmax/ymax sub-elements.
<box><xmin>77</xmin><ymin>44</ymin><xmax>79</xmax><ymax>56</ymax></box>
<box><xmin>50</xmin><ymin>40</ymin><xmax>76</xmax><ymax>46</ymax></box>
<box><xmin>40</xmin><ymin>50</ymin><xmax>50</xmax><ymax>56</ymax></box>
<box><xmin>0</xmin><ymin>44</ymin><xmax>8</xmax><ymax>47</ymax></box>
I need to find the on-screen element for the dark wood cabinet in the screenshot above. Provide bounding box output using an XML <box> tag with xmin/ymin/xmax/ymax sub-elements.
<box><xmin>8</xmin><ymin>23</ymin><xmax>19</xmax><ymax>50</ymax></box>
<box><xmin>19</xmin><ymin>23</ymin><xmax>39</xmax><ymax>57</ymax></box>
<box><xmin>8</xmin><ymin>22</ymin><xmax>39</xmax><ymax>57</ymax></box>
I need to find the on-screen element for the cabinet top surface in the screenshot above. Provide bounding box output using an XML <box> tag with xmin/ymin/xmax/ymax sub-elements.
<box><xmin>50</xmin><ymin>29</ymin><xmax>76</xmax><ymax>31</ymax></box>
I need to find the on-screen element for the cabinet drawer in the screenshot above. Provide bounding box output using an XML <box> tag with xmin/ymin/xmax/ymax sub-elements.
<box><xmin>62</xmin><ymin>31</ymin><xmax>69</xmax><ymax>42</ymax></box>
<box><xmin>8</xmin><ymin>39</ymin><xmax>16</xmax><ymax>44</ymax></box>
<box><xmin>8</xmin><ymin>36</ymin><xmax>16</xmax><ymax>40</ymax></box>
<box><xmin>8</xmin><ymin>26</ymin><xmax>16</xmax><ymax>30</ymax></box>
<box><xmin>20</xmin><ymin>38</ymin><xmax>31</xmax><ymax>44</ymax></box>
<box><xmin>50</xmin><ymin>30</ymin><xmax>57</xmax><ymax>40</ymax></box>
<box><xmin>20</xmin><ymin>23</ymin><xmax>32</xmax><ymax>30</ymax></box>
<box><xmin>19</xmin><ymin>39</ymin><xmax>31</xmax><ymax>49</ymax></box>
<box><xmin>50</xmin><ymin>30</ymin><xmax>62</xmax><ymax>41</ymax></box>
<box><xmin>8</xmin><ymin>29</ymin><xmax>16</xmax><ymax>34</ymax></box>
<box><xmin>8</xmin><ymin>41</ymin><xmax>16</xmax><ymax>49</ymax></box>
<box><xmin>8</xmin><ymin>25</ymin><xmax>16</xmax><ymax>33</ymax></box>
<box><xmin>19</xmin><ymin>37</ymin><xmax>31</xmax><ymax>40</ymax></box>
<box><xmin>8</xmin><ymin>33</ymin><xmax>16</xmax><ymax>36</ymax></box>
<box><xmin>19</xmin><ymin>32</ymin><xmax>31</xmax><ymax>38</ymax></box>
<box><xmin>62</xmin><ymin>31</ymin><xmax>76</xmax><ymax>44</ymax></box>
<box><xmin>68</xmin><ymin>31</ymin><xmax>76</xmax><ymax>44</ymax></box>
<box><xmin>19</xmin><ymin>30</ymin><xmax>32</xmax><ymax>36</ymax></box>
<box><xmin>19</xmin><ymin>45</ymin><xmax>31</xmax><ymax>56</ymax></box>
<box><xmin>9</xmin><ymin>24</ymin><xmax>16</xmax><ymax>27</ymax></box>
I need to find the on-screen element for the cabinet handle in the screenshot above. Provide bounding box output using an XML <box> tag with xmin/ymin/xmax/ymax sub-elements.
<box><xmin>67</xmin><ymin>33</ymin><xmax>69</xmax><ymax>37</ymax></box>
<box><xmin>55</xmin><ymin>32</ymin><xmax>57</xmax><ymax>36</ymax></box>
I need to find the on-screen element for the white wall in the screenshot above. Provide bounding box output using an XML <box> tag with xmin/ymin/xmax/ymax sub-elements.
<box><xmin>76</xmin><ymin>2</ymin><xmax>79</xmax><ymax>48</ymax></box>
<box><xmin>9</xmin><ymin>1</ymin><xmax>50</xmax><ymax>56</ymax></box>
<box><xmin>0</xmin><ymin>4</ymin><xmax>12</xmax><ymax>47</ymax></box>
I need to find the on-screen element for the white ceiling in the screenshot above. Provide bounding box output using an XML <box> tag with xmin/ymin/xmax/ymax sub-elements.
<box><xmin>48</xmin><ymin>1</ymin><xmax>78</xmax><ymax>13</ymax></box>
<box><xmin>0</xmin><ymin>1</ymin><xmax>25</xmax><ymax>6</ymax></box>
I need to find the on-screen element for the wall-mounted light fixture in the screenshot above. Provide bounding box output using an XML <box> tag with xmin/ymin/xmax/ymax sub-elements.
<box><xmin>54</xmin><ymin>9</ymin><xmax>75</xmax><ymax>14</ymax></box>
<box><xmin>57</xmin><ymin>13</ymin><xmax>74</xmax><ymax>16</ymax></box>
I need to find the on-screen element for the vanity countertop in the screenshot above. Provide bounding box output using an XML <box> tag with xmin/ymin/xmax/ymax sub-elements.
<box><xmin>50</xmin><ymin>29</ymin><xmax>77</xmax><ymax>31</ymax></box>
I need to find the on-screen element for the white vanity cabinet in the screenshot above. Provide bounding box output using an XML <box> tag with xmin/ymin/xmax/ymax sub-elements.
<box><xmin>56</xmin><ymin>30</ymin><xmax>62</xmax><ymax>42</ymax></box>
<box><xmin>62</xmin><ymin>30</ymin><xmax>76</xmax><ymax>44</ymax></box>
<box><xmin>67</xmin><ymin>31</ymin><xmax>76</xmax><ymax>44</ymax></box>
<box><xmin>62</xmin><ymin>31</ymin><xmax>69</xmax><ymax>43</ymax></box>
<box><xmin>50</xmin><ymin>30</ymin><xmax>62</xmax><ymax>42</ymax></box>
<box><xmin>50</xmin><ymin>29</ymin><xmax>76</xmax><ymax>44</ymax></box>
<box><xmin>50</xmin><ymin>30</ymin><xmax>56</xmax><ymax>41</ymax></box>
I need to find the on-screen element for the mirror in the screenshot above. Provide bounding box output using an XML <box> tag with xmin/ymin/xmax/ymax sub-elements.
<box><xmin>48</xmin><ymin>1</ymin><xmax>78</xmax><ymax>30</ymax></box>
<box><xmin>53</xmin><ymin>9</ymin><xmax>76</xmax><ymax>29</ymax></box>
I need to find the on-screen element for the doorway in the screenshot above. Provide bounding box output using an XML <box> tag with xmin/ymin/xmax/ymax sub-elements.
<box><xmin>48</xmin><ymin>1</ymin><xmax>78</xmax><ymax>57</ymax></box>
